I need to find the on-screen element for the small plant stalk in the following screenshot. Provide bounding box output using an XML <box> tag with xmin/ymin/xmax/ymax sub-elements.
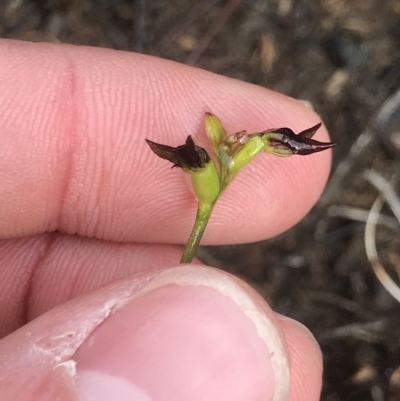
<box><xmin>180</xmin><ymin>201</ymin><xmax>215</xmax><ymax>263</ymax></box>
<box><xmin>146</xmin><ymin>113</ymin><xmax>336</xmax><ymax>265</ymax></box>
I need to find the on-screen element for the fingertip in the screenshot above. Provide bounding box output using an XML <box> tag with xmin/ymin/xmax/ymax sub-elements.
<box><xmin>74</xmin><ymin>265</ymin><xmax>291</xmax><ymax>401</ymax></box>
<box><xmin>277</xmin><ymin>315</ymin><xmax>323</xmax><ymax>401</ymax></box>
<box><xmin>0</xmin><ymin>265</ymin><xmax>292</xmax><ymax>401</ymax></box>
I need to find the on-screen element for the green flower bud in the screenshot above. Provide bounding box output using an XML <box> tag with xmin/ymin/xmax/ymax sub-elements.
<box><xmin>205</xmin><ymin>113</ymin><xmax>226</xmax><ymax>157</ymax></box>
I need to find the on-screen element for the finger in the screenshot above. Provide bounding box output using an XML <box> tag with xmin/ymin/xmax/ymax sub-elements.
<box><xmin>0</xmin><ymin>234</ymin><xmax>183</xmax><ymax>338</ymax></box>
<box><xmin>0</xmin><ymin>265</ymin><xmax>322</xmax><ymax>401</ymax></box>
<box><xmin>277</xmin><ymin>316</ymin><xmax>323</xmax><ymax>401</ymax></box>
<box><xmin>0</xmin><ymin>39</ymin><xmax>332</xmax><ymax>244</ymax></box>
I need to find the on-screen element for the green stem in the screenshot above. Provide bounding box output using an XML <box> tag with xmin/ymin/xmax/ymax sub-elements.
<box><xmin>180</xmin><ymin>202</ymin><xmax>215</xmax><ymax>263</ymax></box>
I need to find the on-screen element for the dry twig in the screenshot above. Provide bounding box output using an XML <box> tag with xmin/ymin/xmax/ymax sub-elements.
<box><xmin>364</xmin><ymin>170</ymin><xmax>400</xmax><ymax>303</ymax></box>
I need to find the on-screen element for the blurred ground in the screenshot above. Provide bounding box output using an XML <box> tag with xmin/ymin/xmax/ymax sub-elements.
<box><xmin>1</xmin><ymin>0</ymin><xmax>400</xmax><ymax>400</ymax></box>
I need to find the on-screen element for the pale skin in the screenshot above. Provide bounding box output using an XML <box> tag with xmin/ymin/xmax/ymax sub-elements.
<box><xmin>0</xmin><ymin>39</ymin><xmax>330</xmax><ymax>401</ymax></box>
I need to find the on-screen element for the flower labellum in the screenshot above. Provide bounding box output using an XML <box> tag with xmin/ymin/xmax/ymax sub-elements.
<box><xmin>145</xmin><ymin>136</ymin><xmax>210</xmax><ymax>172</ymax></box>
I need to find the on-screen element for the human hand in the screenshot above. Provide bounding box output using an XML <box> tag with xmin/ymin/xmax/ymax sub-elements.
<box><xmin>0</xmin><ymin>39</ymin><xmax>330</xmax><ymax>401</ymax></box>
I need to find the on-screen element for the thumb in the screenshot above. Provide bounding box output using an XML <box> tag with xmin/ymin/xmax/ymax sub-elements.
<box><xmin>0</xmin><ymin>265</ymin><xmax>322</xmax><ymax>401</ymax></box>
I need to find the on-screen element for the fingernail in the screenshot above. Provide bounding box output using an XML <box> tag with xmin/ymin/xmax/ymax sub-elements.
<box><xmin>74</xmin><ymin>266</ymin><xmax>290</xmax><ymax>401</ymax></box>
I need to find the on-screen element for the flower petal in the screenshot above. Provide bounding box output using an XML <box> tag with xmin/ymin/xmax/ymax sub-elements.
<box><xmin>146</xmin><ymin>136</ymin><xmax>211</xmax><ymax>171</ymax></box>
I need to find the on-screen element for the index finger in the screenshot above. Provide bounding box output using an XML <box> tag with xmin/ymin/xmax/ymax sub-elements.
<box><xmin>0</xmin><ymin>39</ymin><xmax>332</xmax><ymax>244</ymax></box>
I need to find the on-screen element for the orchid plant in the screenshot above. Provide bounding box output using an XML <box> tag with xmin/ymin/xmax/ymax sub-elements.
<box><xmin>146</xmin><ymin>113</ymin><xmax>336</xmax><ymax>263</ymax></box>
